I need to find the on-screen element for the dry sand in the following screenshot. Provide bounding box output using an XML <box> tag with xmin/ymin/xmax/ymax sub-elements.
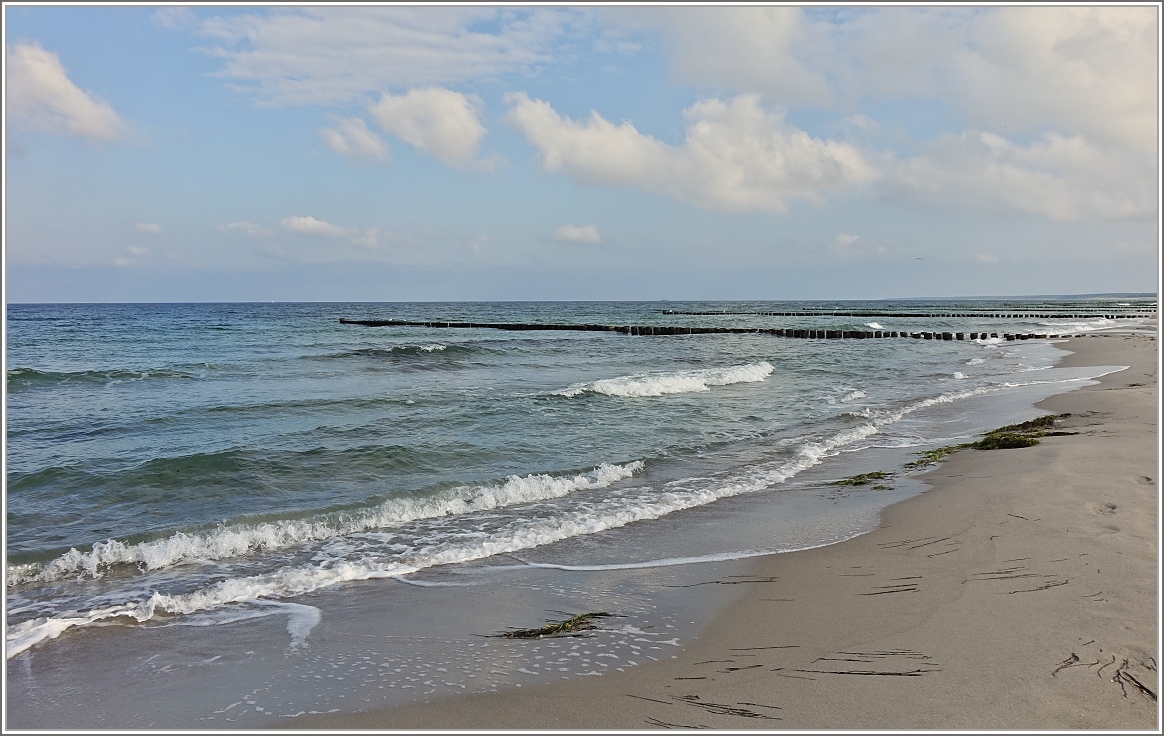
<box><xmin>291</xmin><ymin>334</ymin><xmax>1159</xmax><ymax>731</ymax></box>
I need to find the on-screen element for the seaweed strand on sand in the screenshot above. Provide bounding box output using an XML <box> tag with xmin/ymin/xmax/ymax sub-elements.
<box><xmin>493</xmin><ymin>612</ymin><xmax>615</xmax><ymax>639</ymax></box>
<box><xmin>905</xmin><ymin>414</ymin><xmax>1074</xmax><ymax>468</ymax></box>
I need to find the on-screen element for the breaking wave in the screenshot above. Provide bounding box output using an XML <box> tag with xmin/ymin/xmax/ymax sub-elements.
<box><xmin>7</xmin><ymin>461</ymin><xmax>644</xmax><ymax>587</ymax></box>
<box><xmin>557</xmin><ymin>362</ymin><xmax>773</xmax><ymax>398</ymax></box>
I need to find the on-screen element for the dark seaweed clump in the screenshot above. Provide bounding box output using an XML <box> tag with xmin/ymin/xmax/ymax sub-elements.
<box><xmin>831</xmin><ymin>471</ymin><xmax>893</xmax><ymax>486</ymax></box>
<box><xmin>905</xmin><ymin>414</ymin><xmax>1073</xmax><ymax>468</ymax></box>
<box><xmin>493</xmin><ymin>612</ymin><xmax>614</xmax><ymax>639</ymax></box>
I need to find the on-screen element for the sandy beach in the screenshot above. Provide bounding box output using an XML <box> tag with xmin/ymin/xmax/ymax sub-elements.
<box><xmin>294</xmin><ymin>333</ymin><xmax>1159</xmax><ymax>731</ymax></box>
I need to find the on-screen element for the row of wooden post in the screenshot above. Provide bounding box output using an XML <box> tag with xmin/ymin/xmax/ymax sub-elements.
<box><xmin>339</xmin><ymin>318</ymin><xmax>1076</xmax><ymax>342</ymax></box>
<box><xmin>662</xmin><ymin>310</ymin><xmax>1151</xmax><ymax>319</ymax></box>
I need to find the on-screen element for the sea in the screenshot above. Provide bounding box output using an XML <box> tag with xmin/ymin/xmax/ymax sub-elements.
<box><xmin>4</xmin><ymin>298</ymin><xmax>1155</xmax><ymax>728</ymax></box>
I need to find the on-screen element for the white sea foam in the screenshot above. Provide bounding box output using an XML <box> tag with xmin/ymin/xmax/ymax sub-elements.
<box><xmin>1039</xmin><ymin>318</ymin><xmax>1115</xmax><ymax>333</ymax></box>
<box><xmin>953</xmin><ymin>372</ymin><xmax>967</xmax><ymax>379</ymax></box>
<box><xmin>840</xmin><ymin>390</ymin><xmax>866</xmax><ymax>403</ymax></box>
<box><xmin>418</xmin><ymin>344</ymin><xmax>447</xmax><ymax>352</ymax></box>
<box><xmin>865</xmin><ymin>322</ymin><xmax>884</xmax><ymax>330</ymax></box>
<box><xmin>7</xmin><ymin>461</ymin><xmax>644</xmax><ymax>587</ymax></box>
<box><xmin>966</xmin><ymin>358</ymin><xmax>987</xmax><ymax>365</ymax></box>
<box><xmin>250</xmin><ymin>601</ymin><xmax>321</xmax><ymax>649</ymax></box>
<box><xmin>557</xmin><ymin>362</ymin><xmax>773</xmax><ymax>398</ymax></box>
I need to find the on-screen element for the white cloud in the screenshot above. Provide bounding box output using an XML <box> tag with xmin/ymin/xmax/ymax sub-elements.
<box><xmin>126</xmin><ymin>245</ymin><xmax>149</xmax><ymax>256</ymax></box>
<box><xmin>320</xmin><ymin>117</ymin><xmax>388</xmax><ymax>161</ymax></box>
<box><xmin>976</xmin><ymin>253</ymin><xmax>1000</xmax><ymax>264</ymax></box>
<box><xmin>200</xmin><ymin>7</ymin><xmax>574</xmax><ymax>106</ymax></box>
<box><xmin>6</xmin><ymin>42</ymin><xmax>127</xmax><ymax>142</ymax></box>
<box><xmin>506</xmin><ymin>92</ymin><xmax>877</xmax><ymax>213</ymax></box>
<box><xmin>281</xmin><ymin>215</ymin><xmax>353</xmax><ymax>239</ymax></box>
<box><xmin>370</xmin><ymin>88</ymin><xmax>488</xmax><ymax>168</ymax></box>
<box><xmin>280</xmin><ymin>215</ymin><xmax>386</xmax><ymax>249</ymax></box>
<box><xmin>218</xmin><ymin>220</ymin><xmax>272</xmax><ymax>238</ymax></box>
<box><xmin>889</xmin><ymin>130</ymin><xmax>1156</xmax><ymax>221</ymax></box>
<box><xmin>552</xmin><ymin>224</ymin><xmax>601</xmax><ymax>244</ymax></box>
<box><xmin>834</xmin><ymin>233</ymin><xmax>859</xmax><ymax>246</ymax></box>
<box><xmin>135</xmin><ymin>223</ymin><xmax>163</xmax><ymax>234</ymax></box>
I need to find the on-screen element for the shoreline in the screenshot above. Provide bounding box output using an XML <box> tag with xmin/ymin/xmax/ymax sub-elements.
<box><xmin>293</xmin><ymin>333</ymin><xmax>1159</xmax><ymax>730</ymax></box>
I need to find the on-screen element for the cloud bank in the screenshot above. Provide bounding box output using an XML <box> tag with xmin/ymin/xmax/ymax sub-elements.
<box><xmin>507</xmin><ymin>92</ymin><xmax>877</xmax><ymax>213</ymax></box>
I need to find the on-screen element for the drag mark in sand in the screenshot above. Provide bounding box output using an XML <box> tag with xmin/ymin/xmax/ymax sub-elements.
<box><xmin>963</xmin><ymin>564</ymin><xmax>1071</xmax><ymax>594</ymax></box>
<box><xmin>857</xmin><ymin>583</ymin><xmax>920</xmax><ymax>595</ymax></box>
<box><xmin>663</xmin><ymin>575</ymin><xmax>779</xmax><ymax>588</ymax></box>
<box><xmin>672</xmin><ymin>694</ymin><xmax>780</xmax><ymax>720</ymax></box>
<box><xmin>644</xmin><ymin>716</ymin><xmax>710</xmax><ymax>729</ymax></box>
<box><xmin>1007</xmin><ymin>579</ymin><xmax>1070</xmax><ymax>594</ymax></box>
<box><xmin>792</xmin><ymin>649</ymin><xmax>941</xmax><ymax>677</ymax></box>
<box><xmin>717</xmin><ymin>664</ymin><xmax>764</xmax><ymax>673</ymax></box>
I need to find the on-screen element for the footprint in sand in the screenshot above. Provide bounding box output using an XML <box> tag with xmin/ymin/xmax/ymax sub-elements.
<box><xmin>1088</xmin><ymin>502</ymin><xmax>1118</xmax><ymax>516</ymax></box>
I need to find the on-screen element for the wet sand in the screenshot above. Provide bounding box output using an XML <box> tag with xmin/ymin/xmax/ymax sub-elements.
<box><xmin>290</xmin><ymin>333</ymin><xmax>1159</xmax><ymax>730</ymax></box>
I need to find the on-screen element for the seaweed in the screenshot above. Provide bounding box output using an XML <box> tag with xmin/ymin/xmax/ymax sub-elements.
<box><xmin>969</xmin><ymin>413</ymin><xmax>1071</xmax><ymax>450</ymax></box>
<box><xmin>970</xmin><ymin>432</ymin><xmax>1040</xmax><ymax>450</ymax></box>
<box><xmin>493</xmin><ymin>612</ymin><xmax>614</xmax><ymax>639</ymax></box>
<box><xmin>904</xmin><ymin>445</ymin><xmax>969</xmax><ymax>468</ymax></box>
<box><xmin>990</xmin><ymin>415</ymin><xmax>1060</xmax><ymax>433</ymax></box>
<box><xmin>905</xmin><ymin>414</ymin><xmax>1072</xmax><ymax>467</ymax></box>
<box><xmin>831</xmin><ymin>471</ymin><xmax>892</xmax><ymax>486</ymax></box>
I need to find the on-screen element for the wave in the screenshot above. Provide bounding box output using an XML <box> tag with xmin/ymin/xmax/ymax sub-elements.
<box><xmin>865</xmin><ymin>322</ymin><xmax>884</xmax><ymax>330</ymax></box>
<box><xmin>1037</xmin><ymin>318</ymin><xmax>1115</xmax><ymax>332</ymax></box>
<box><xmin>839</xmin><ymin>390</ymin><xmax>866</xmax><ymax>403</ymax></box>
<box><xmin>7</xmin><ymin>461</ymin><xmax>644</xmax><ymax>587</ymax></box>
<box><xmin>309</xmin><ymin>344</ymin><xmax>485</xmax><ymax>361</ymax></box>
<box><xmin>7</xmin><ymin>442</ymin><xmax>448</xmax><ymax>499</ymax></box>
<box><xmin>557</xmin><ymin>361</ymin><xmax>773</xmax><ymax>398</ymax></box>
<box><xmin>966</xmin><ymin>358</ymin><xmax>986</xmax><ymax>365</ymax></box>
<box><xmin>6</xmin><ymin>367</ymin><xmax>197</xmax><ymax>390</ymax></box>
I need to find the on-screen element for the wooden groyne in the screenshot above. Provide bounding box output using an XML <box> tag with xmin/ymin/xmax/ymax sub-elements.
<box><xmin>338</xmin><ymin>318</ymin><xmax>1078</xmax><ymax>341</ymax></box>
<box><xmin>661</xmin><ymin>309</ymin><xmax>1154</xmax><ymax>319</ymax></box>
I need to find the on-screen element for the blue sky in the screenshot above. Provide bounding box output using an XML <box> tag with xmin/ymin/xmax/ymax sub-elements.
<box><xmin>4</xmin><ymin>4</ymin><xmax>1159</xmax><ymax>302</ymax></box>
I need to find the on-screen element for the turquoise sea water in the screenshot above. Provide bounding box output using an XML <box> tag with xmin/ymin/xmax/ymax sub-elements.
<box><xmin>3</xmin><ymin>298</ymin><xmax>1154</xmax><ymax>725</ymax></box>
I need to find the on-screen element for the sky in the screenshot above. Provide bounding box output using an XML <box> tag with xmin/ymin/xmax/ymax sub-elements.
<box><xmin>3</xmin><ymin>3</ymin><xmax>1160</xmax><ymax>302</ymax></box>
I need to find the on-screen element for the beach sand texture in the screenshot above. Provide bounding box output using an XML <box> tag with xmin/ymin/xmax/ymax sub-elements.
<box><xmin>295</xmin><ymin>334</ymin><xmax>1158</xmax><ymax>730</ymax></box>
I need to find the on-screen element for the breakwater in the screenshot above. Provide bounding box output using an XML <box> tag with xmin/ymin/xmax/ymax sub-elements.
<box><xmin>338</xmin><ymin>318</ymin><xmax>1074</xmax><ymax>341</ymax></box>
<box><xmin>660</xmin><ymin>309</ymin><xmax>1154</xmax><ymax>319</ymax></box>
